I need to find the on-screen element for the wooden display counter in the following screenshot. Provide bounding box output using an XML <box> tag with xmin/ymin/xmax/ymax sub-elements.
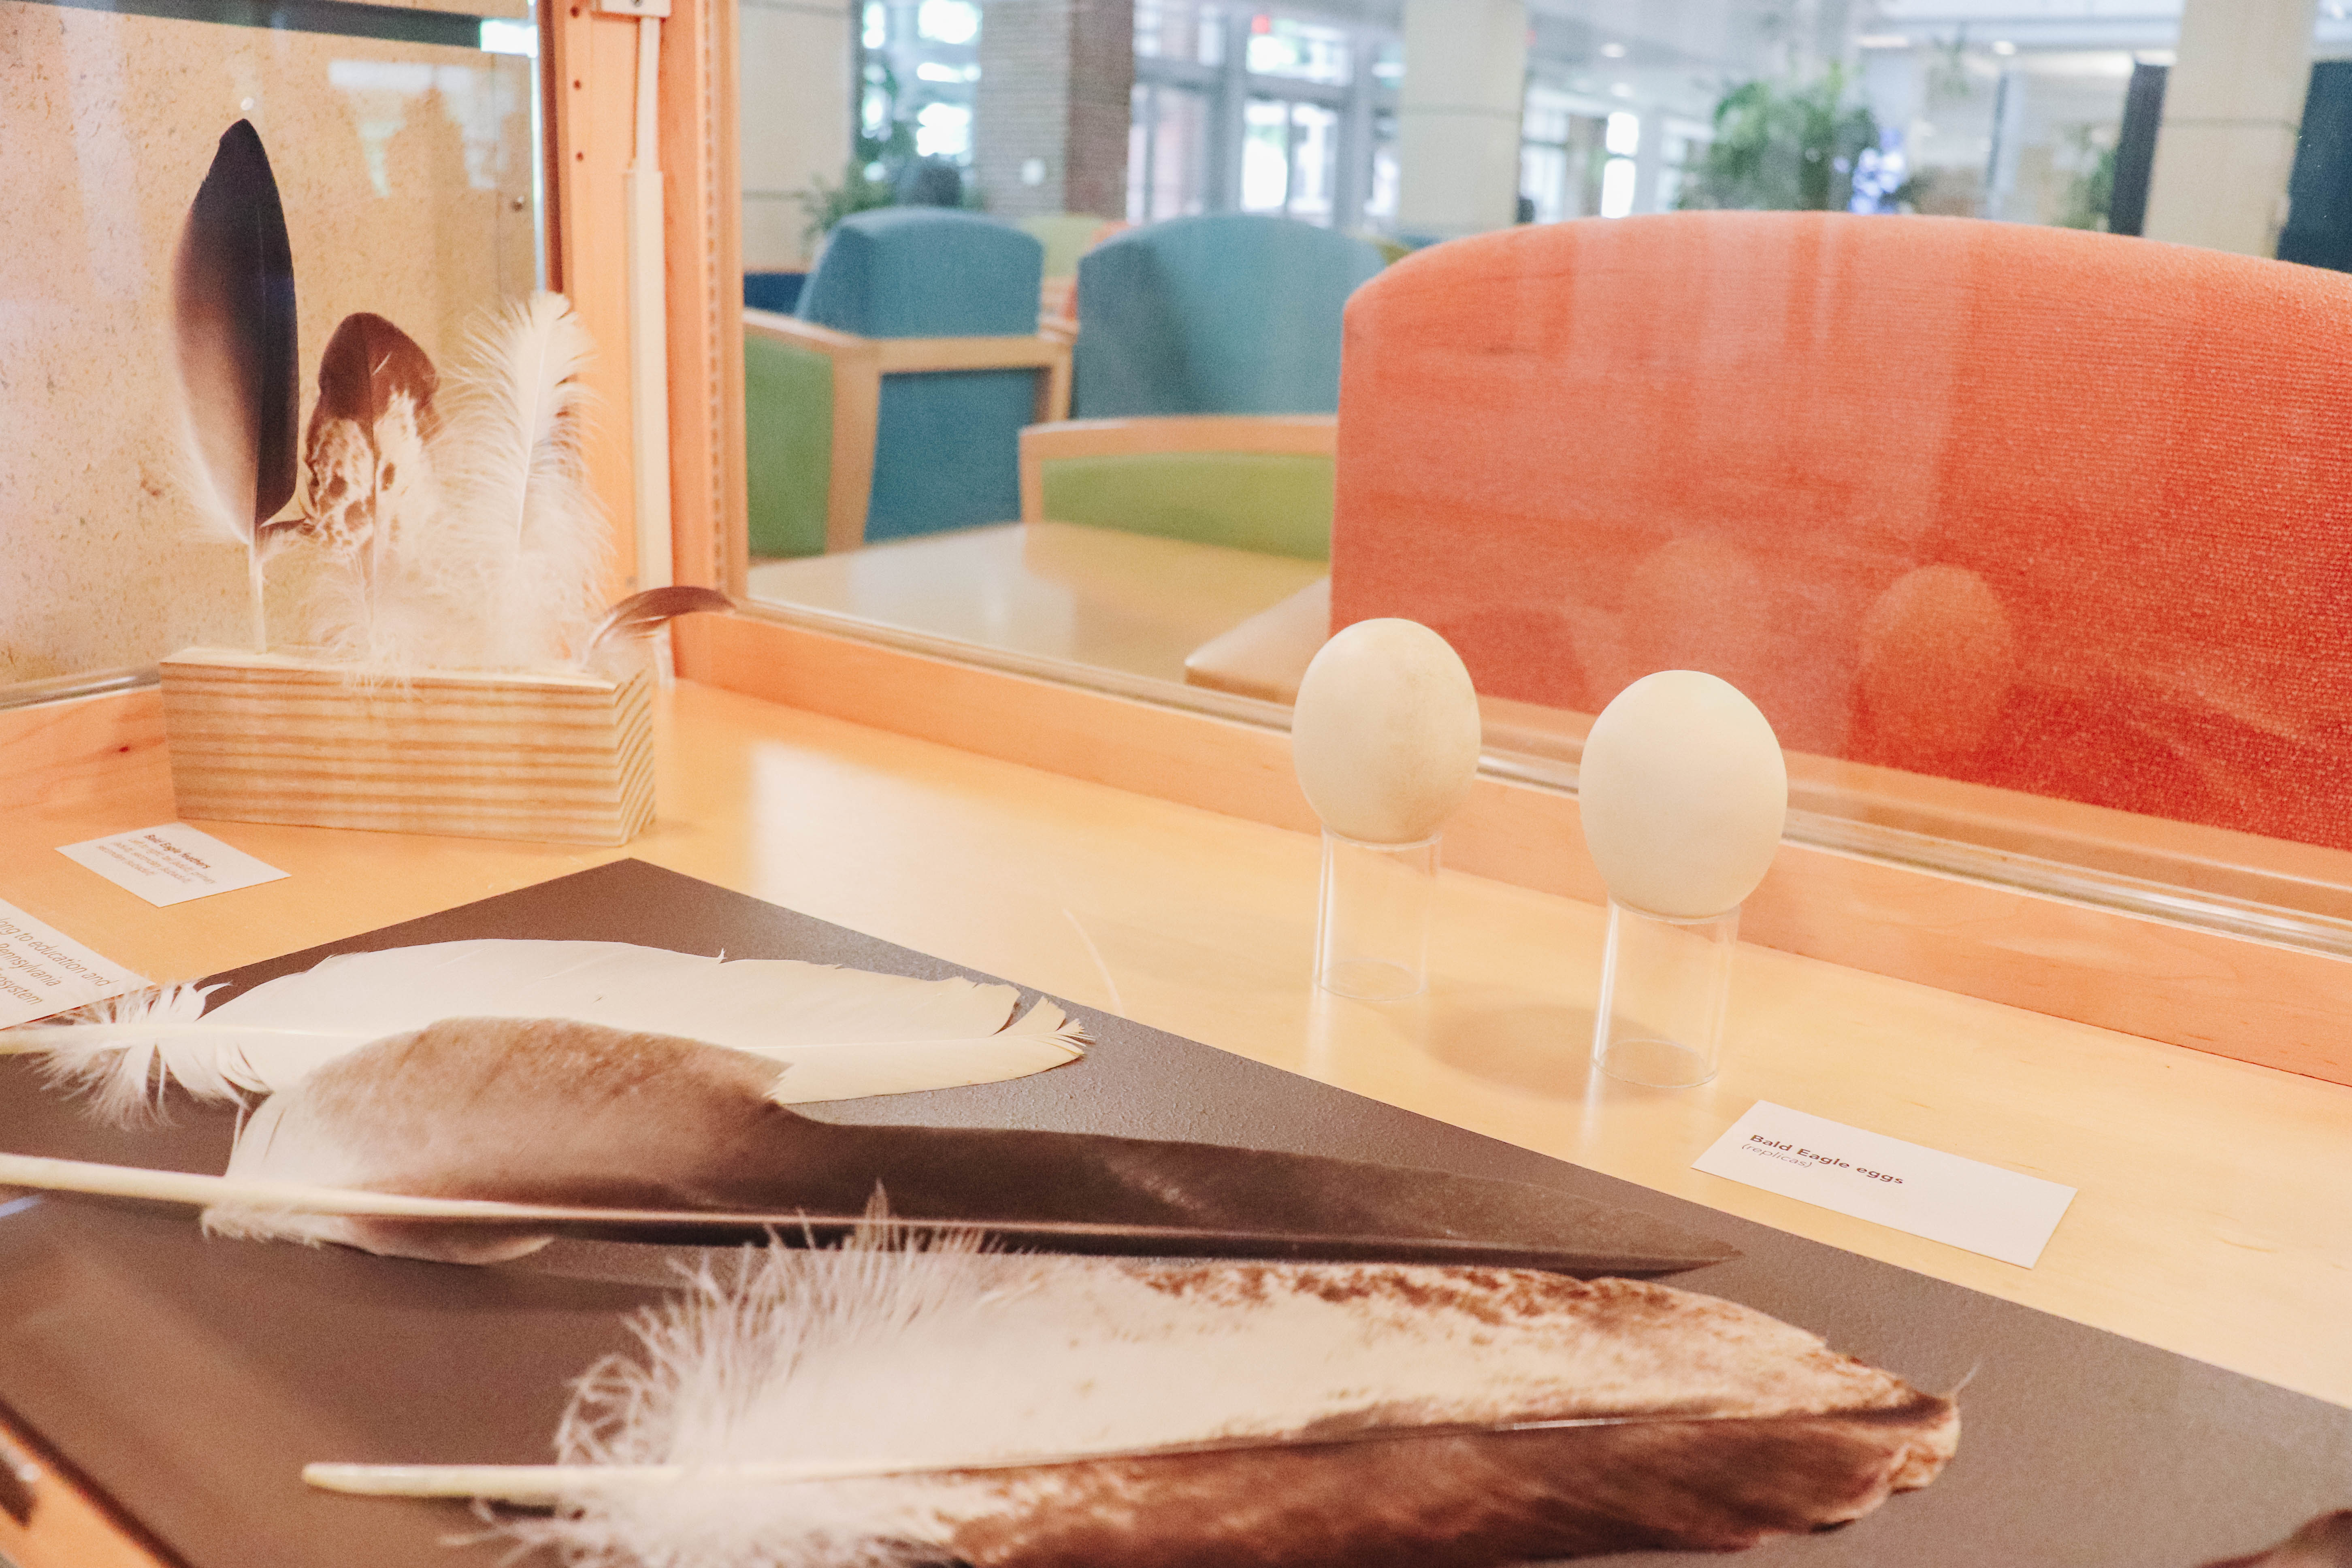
<box><xmin>3</xmin><ymin>675</ymin><xmax>2346</xmax><ymax>1419</ymax></box>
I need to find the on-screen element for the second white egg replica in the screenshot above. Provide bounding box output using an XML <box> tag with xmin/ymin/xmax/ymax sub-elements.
<box><xmin>1579</xmin><ymin>671</ymin><xmax>1788</xmax><ymax>920</ymax></box>
<box><xmin>1292</xmin><ymin>619</ymin><xmax>1482</xmax><ymax>844</ymax></box>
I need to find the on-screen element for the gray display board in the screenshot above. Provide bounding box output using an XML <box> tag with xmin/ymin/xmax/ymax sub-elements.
<box><xmin>0</xmin><ymin>859</ymin><xmax>2341</xmax><ymax>1566</ymax></box>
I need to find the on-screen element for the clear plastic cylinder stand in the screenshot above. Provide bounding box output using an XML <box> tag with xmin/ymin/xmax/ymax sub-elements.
<box><xmin>1592</xmin><ymin>898</ymin><xmax>1737</xmax><ymax>1087</ymax></box>
<box><xmin>1315</xmin><ymin>828</ymin><xmax>1438</xmax><ymax>1001</ymax></box>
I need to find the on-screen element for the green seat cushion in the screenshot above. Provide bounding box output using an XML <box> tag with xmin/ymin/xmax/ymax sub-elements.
<box><xmin>1039</xmin><ymin>452</ymin><xmax>1333</xmax><ymax>561</ymax></box>
<box><xmin>744</xmin><ymin>333</ymin><xmax>832</xmax><ymax>558</ymax></box>
<box><xmin>1021</xmin><ymin>213</ymin><xmax>1115</xmax><ymax>278</ymax></box>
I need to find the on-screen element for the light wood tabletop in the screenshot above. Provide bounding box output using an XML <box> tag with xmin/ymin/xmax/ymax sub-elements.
<box><xmin>745</xmin><ymin>521</ymin><xmax>1329</xmax><ymax>684</ymax></box>
<box><xmin>4</xmin><ymin>677</ymin><xmax>2348</xmax><ymax>1415</ymax></box>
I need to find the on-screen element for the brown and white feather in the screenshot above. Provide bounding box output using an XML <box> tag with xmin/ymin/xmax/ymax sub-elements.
<box><xmin>356</xmin><ymin>1242</ymin><xmax>1958</xmax><ymax>1567</ymax></box>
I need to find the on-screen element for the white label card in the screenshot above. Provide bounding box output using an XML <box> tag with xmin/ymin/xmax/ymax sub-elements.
<box><xmin>58</xmin><ymin>824</ymin><xmax>289</xmax><ymax>908</ymax></box>
<box><xmin>0</xmin><ymin>899</ymin><xmax>148</xmax><ymax>1028</ymax></box>
<box><xmin>1692</xmin><ymin>1101</ymin><xmax>2077</xmax><ymax>1269</ymax></box>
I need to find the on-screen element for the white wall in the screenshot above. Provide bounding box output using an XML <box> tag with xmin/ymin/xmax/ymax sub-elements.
<box><xmin>740</xmin><ymin>0</ymin><xmax>853</xmax><ymax>270</ymax></box>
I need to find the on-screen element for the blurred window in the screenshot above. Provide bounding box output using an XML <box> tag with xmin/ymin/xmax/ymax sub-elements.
<box><xmin>1130</xmin><ymin>81</ymin><xmax>1212</xmax><ymax>222</ymax></box>
<box><xmin>1133</xmin><ymin>3</ymin><xmax>1398</xmax><ymax>232</ymax></box>
<box><xmin>916</xmin><ymin>0</ymin><xmax>978</xmax><ymax>47</ymax></box>
<box><xmin>1246</xmin><ymin>16</ymin><xmax>1351</xmax><ymax>85</ymax></box>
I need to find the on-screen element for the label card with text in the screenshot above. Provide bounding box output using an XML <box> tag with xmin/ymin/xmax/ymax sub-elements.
<box><xmin>1693</xmin><ymin>1101</ymin><xmax>2077</xmax><ymax>1268</ymax></box>
<box><xmin>0</xmin><ymin>899</ymin><xmax>148</xmax><ymax>1029</ymax></box>
<box><xmin>58</xmin><ymin>824</ymin><xmax>289</xmax><ymax>908</ymax></box>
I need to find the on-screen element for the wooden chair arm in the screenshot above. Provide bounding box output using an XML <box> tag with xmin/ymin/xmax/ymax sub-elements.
<box><xmin>1021</xmin><ymin>415</ymin><xmax>1337</xmax><ymax>463</ymax></box>
<box><xmin>873</xmin><ymin>334</ymin><xmax>1070</xmax><ymax>373</ymax></box>
<box><xmin>873</xmin><ymin>335</ymin><xmax>1072</xmax><ymax>424</ymax></box>
<box><xmin>744</xmin><ymin>308</ymin><xmax>873</xmax><ymax>362</ymax></box>
<box><xmin>744</xmin><ymin>313</ymin><xmax>1075</xmax><ymax>548</ymax></box>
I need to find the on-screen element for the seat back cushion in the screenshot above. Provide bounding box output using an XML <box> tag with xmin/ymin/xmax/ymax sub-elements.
<box><xmin>803</xmin><ymin>208</ymin><xmax>1045</xmax><ymax>540</ymax></box>
<box><xmin>1073</xmin><ymin>213</ymin><xmax>1384</xmax><ymax>418</ymax></box>
<box><xmin>1334</xmin><ymin>211</ymin><xmax>2352</xmax><ymax>848</ymax></box>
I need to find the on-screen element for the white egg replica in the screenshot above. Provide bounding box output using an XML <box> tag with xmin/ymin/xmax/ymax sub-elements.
<box><xmin>1292</xmin><ymin>619</ymin><xmax>1483</xmax><ymax>845</ymax></box>
<box><xmin>1579</xmin><ymin>671</ymin><xmax>1788</xmax><ymax>920</ymax></box>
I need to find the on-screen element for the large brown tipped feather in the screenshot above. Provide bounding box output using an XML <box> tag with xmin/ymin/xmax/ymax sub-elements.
<box><xmin>312</xmin><ymin>1245</ymin><xmax>1955</xmax><ymax>1567</ymax></box>
<box><xmin>172</xmin><ymin>119</ymin><xmax>299</xmax><ymax>548</ymax></box>
<box><xmin>203</xmin><ymin>1017</ymin><xmax>1736</xmax><ymax>1275</ymax></box>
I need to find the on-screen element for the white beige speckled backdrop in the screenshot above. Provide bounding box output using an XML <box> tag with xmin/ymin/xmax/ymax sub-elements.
<box><xmin>0</xmin><ymin>0</ymin><xmax>535</xmax><ymax>685</ymax></box>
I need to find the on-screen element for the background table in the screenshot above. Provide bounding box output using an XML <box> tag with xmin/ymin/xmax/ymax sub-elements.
<box><xmin>745</xmin><ymin>521</ymin><xmax>1327</xmax><ymax>684</ymax></box>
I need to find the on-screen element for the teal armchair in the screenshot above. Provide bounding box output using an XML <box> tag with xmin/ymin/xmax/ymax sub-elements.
<box><xmin>744</xmin><ymin>209</ymin><xmax>1072</xmax><ymax>556</ymax></box>
<box><xmin>1070</xmin><ymin>213</ymin><xmax>1384</xmax><ymax>418</ymax></box>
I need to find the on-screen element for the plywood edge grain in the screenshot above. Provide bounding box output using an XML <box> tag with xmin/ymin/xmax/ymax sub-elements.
<box><xmin>157</xmin><ymin>656</ymin><xmax>653</xmax><ymax>848</ymax></box>
<box><xmin>677</xmin><ymin>610</ymin><xmax>2352</xmax><ymax>1085</ymax></box>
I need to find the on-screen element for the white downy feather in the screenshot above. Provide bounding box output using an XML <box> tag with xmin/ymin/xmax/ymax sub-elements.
<box><xmin>307</xmin><ymin>1238</ymin><xmax>1945</xmax><ymax>1568</ymax></box>
<box><xmin>4</xmin><ymin>940</ymin><xmax>1086</xmax><ymax>1122</ymax></box>
<box><xmin>433</xmin><ymin>292</ymin><xmax>609</xmax><ymax>668</ymax></box>
<box><xmin>32</xmin><ymin>984</ymin><xmax>222</xmax><ymax>1122</ymax></box>
<box><xmin>298</xmin><ymin>387</ymin><xmax>490</xmax><ymax>670</ymax></box>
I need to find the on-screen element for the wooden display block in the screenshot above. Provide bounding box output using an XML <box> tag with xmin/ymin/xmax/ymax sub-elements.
<box><xmin>157</xmin><ymin>649</ymin><xmax>654</xmax><ymax>846</ymax></box>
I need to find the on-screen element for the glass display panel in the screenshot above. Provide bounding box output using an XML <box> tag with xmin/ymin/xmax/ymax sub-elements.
<box><xmin>0</xmin><ymin>0</ymin><xmax>539</xmax><ymax>692</ymax></box>
<box><xmin>1129</xmin><ymin>81</ymin><xmax>1212</xmax><ymax>223</ymax></box>
<box><xmin>737</xmin><ymin>0</ymin><xmax>2352</xmax><ymax>950</ymax></box>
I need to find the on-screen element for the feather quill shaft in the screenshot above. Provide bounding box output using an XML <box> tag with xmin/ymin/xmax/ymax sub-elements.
<box><xmin>0</xmin><ymin>1148</ymin><xmax>1711</xmax><ymax>1271</ymax></box>
<box><xmin>306</xmin><ymin>1244</ymin><xmax>1956</xmax><ymax>1566</ymax></box>
<box><xmin>170</xmin><ymin>119</ymin><xmax>300</xmax><ymax>650</ymax></box>
<box><xmin>303</xmin><ymin>1407</ymin><xmax>1928</xmax><ymax>1503</ymax></box>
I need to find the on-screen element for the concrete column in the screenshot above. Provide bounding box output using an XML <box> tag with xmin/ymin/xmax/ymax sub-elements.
<box><xmin>1333</xmin><ymin>32</ymin><xmax>1378</xmax><ymax>232</ymax></box>
<box><xmin>973</xmin><ymin>0</ymin><xmax>1133</xmax><ymax>222</ymax></box>
<box><xmin>1394</xmin><ymin>0</ymin><xmax>1527</xmax><ymax>239</ymax></box>
<box><xmin>1207</xmin><ymin>8</ymin><xmax>1251</xmax><ymax>212</ymax></box>
<box><xmin>1631</xmin><ymin>107</ymin><xmax>1669</xmax><ymax>215</ymax></box>
<box><xmin>2143</xmin><ymin>0</ymin><xmax>2314</xmax><ymax>255</ymax></box>
<box><xmin>738</xmin><ymin>0</ymin><xmax>853</xmax><ymax>269</ymax></box>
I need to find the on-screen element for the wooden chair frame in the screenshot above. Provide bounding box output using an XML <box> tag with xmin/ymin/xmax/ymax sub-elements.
<box><xmin>746</xmin><ymin>309</ymin><xmax>1074</xmax><ymax>554</ymax></box>
<box><xmin>1016</xmin><ymin>414</ymin><xmax>1336</xmax><ymax>522</ymax></box>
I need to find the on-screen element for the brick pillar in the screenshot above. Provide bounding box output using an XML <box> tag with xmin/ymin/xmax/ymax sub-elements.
<box><xmin>975</xmin><ymin>0</ymin><xmax>1133</xmax><ymax>221</ymax></box>
<box><xmin>1064</xmin><ymin>0</ymin><xmax>1134</xmax><ymax>219</ymax></box>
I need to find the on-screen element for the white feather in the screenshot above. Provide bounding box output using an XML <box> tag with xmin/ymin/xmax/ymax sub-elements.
<box><xmin>29</xmin><ymin>983</ymin><xmax>223</xmax><ymax>1122</ymax></box>
<box><xmin>2</xmin><ymin>940</ymin><xmax>1086</xmax><ymax>1122</ymax></box>
<box><xmin>432</xmin><ymin>292</ymin><xmax>609</xmax><ymax>668</ymax></box>
<box><xmin>307</xmin><ymin>1238</ymin><xmax>1945</xmax><ymax>1568</ymax></box>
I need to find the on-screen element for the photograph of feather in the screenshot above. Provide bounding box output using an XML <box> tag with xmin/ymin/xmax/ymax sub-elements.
<box><xmin>155</xmin><ymin>119</ymin><xmax>727</xmax><ymax>844</ymax></box>
<box><xmin>0</xmin><ymin>935</ymin><xmax>1737</xmax><ymax>1272</ymax></box>
<box><xmin>304</xmin><ymin>1239</ymin><xmax>1960</xmax><ymax>1568</ymax></box>
<box><xmin>168</xmin><ymin>119</ymin><xmax>706</xmax><ymax>674</ymax></box>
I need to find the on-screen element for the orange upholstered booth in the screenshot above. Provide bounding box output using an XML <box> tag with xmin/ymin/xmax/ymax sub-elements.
<box><xmin>1332</xmin><ymin>213</ymin><xmax>2352</xmax><ymax>850</ymax></box>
